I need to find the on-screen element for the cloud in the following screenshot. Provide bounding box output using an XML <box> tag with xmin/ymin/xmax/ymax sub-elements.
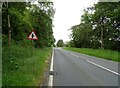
<box><xmin>53</xmin><ymin>0</ymin><xmax>98</xmax><ymax>43</ymax></box>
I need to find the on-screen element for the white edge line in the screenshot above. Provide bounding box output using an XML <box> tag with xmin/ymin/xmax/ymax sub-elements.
<box><xmin>48</xmin><ymin>75</ymin><xmax>53</xmax><ymax>87</ymax></box>
<box><xmin>50</xmin><ymin>49</ymin><xmax>54</xmax><ymax>71</ymax></box>
<box><xmin>87</xmin><ymin>60</ymin><xmax>120</xmax><ymax>76</ymax></box>
<box><xmin>48</xmin><ymin>48</ymin><xmax>54</xmax><ymax>86</ymax></box>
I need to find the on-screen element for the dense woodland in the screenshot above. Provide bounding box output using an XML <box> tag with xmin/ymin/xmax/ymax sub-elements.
<box><xmin>2</xmin><ymin>2</ymin><xmax>55</xmax><ymax>48</ymax></box>
<box><xmin>67</xmin><ymin>2</ymin><xmax>120</xmax><ymax>51</ymax></box>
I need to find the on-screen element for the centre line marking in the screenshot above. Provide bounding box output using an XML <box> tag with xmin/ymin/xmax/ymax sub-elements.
<box><xmin>71</xmin><ymin>53</ymin><xmax>79</xmax><ymax>57</ymax></box>
<box><xmin>48</xmin><ymin>49</ymin><xmax>54</xmax><ymax>87</ymax></box>
<box><xmin>87</xmin><ymin>60</ymin><xmax>120</xmax><ymax>76</ymax></box>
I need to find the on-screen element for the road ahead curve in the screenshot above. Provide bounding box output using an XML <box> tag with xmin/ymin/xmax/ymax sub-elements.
<box><xmin>52</xmin><ymin>48</ymin><xmax>119</xmax><ymax>86</ymax></box>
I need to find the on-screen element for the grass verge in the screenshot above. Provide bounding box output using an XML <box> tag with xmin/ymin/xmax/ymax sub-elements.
<box><xmin>2</xmin><ymin>44</ymin><xmax>52</xmax><ymax>86</ymax></box>
<box><xmin>63</xmin><ymin>47</ymin><xmax>119</xmax><ymax>62</ymax></box>
<box><xmin>0</xmin><ymin>38</ymin><xmax>2</xmax><ymax>88</ymax></box>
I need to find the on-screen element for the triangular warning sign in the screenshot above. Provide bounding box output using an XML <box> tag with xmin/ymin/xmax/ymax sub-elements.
<box><xmin>28</xmin><ymin>30</ymin><xmax>38</xmax><ymax>40</ymax></box>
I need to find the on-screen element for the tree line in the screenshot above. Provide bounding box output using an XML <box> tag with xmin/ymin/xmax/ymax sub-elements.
<box><xmin>67</xmin><ymin>2</ymin><xmax>120</xmax><ymax>51</ymax></box>
<box><xmin>2</xmin><ymin>1</ymin><xmax>55</xmax><ymax>48</ymax></box>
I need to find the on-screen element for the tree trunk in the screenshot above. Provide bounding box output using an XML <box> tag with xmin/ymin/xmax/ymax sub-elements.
<box><xmin>7</xmin><ymin>2</ymin><xmax>11</xmax><ymax>47</ymax></box>
<box><xmin>101</xmin><ymin>27</ymin><xmax>103</xmax><ymax>49</ymax></box>
<box><xmin>100</xmin><ymin>17</ymin><xmax>104</xmax><ymax>49</ymax></box>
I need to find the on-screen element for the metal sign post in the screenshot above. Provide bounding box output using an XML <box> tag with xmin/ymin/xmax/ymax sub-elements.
<box><xmin>32</xmin><ymin>40</ymin><xmax>34</xmax><ymax>53</ymax></box>
<box><xmin>28</xmin><ymin>30</ymin><xmax>38</xmax><ymax>53</ymax></box>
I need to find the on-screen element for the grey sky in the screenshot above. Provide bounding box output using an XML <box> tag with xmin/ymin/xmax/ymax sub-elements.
<box><xmin>53</xmin><ymin>0</ymin><xmax>98</xmax><ymax>43</ymax></box>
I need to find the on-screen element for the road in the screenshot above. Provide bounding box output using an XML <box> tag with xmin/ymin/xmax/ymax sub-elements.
<box><xmin>48</xmin><ymin>48</ymin><xmax>119</xmax><ymax>86</ymax></box>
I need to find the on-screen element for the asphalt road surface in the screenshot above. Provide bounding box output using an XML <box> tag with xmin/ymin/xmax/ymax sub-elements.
<box><xmin>51</xmin><ymin>48</ymin><xmax>119</xmax><ymax>86</ymax></box>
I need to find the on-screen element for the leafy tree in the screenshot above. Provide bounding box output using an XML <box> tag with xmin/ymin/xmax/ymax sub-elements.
<box><xmin>91</xmin><ymin>2</ymin><xmax>120</xmax><ymax>50</ymax></box>
<box><xmin>70</xmin><ymin>10</ymin><xmax>93</xmax><ymax>48</ymax></box>
<box><xmin>57</xmin><ymin>39</ymin><xmax>64</xmax><ymax>47</ymax></box>
<box><xmin>65</xmin><ymin>40</ymin><xmax>74</xmax><ymax>47</ymax></box>
<box><xmin>69</xmin><ymin>2</ymin><xmax>120</xmax><ymax>51</ymax></box>
<box><xmin>2</xmin><ymin>2</ymin><xmax>55</xmax><ymax>48</ymax></box>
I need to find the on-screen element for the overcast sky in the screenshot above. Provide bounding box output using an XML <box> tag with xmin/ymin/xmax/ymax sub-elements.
<box><xmin>52</xmin><ymin>0</ymin><xmax>98</xmax><ymax>43</ymax></box>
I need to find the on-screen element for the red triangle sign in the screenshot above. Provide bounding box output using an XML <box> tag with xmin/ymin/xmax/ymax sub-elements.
<box><xmin>28</xmin><ymin>30</ymin><xmax>38</xmax><ymax>40</ymax></box>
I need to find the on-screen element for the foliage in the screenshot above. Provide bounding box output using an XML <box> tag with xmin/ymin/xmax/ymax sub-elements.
<box><xmin>2</xmin><ymin>1</ymin><xmax>55</xmax><ymax>86</ymax></box>
<box><xmin>56</xmin><ymin>39</ymin><xmax>64</xmax><ymax>47</ymax></box>
<box><xmin>69</xmin><ymin>2</ymin><xmax>120</xmax><ymax>51</ymax></box>
<box><xmin>65</xmin><ymin>40</ymin><xmax>74</xmax><ymax>47</ymax></box>
<box><xmin>2</xmin><ymin>44</ymin><xmax>52</xmax><ymax>86</ymax></box>
<box><xmin>2</xmin><ymin>2</ymin><xmax>55</xmax><ymax>48</ymax></box>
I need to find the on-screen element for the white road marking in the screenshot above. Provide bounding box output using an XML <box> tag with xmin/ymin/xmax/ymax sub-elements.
<box><xmin>50</xmin><ymin>50</ymin><xmax>54</xmax><ymax>71</ymax></box>
<box><xmin>48</xmin><ymin>49</ymin><xmax>54</xmax><ymax>87</ymax></box>
<box><xmin>48</xmin><ymin>75</ymin><xmax>53</xmax><ymax>87</ymax></box>
<box><xmin>87</xmin><ymin>60</ymin><xmax>120</xmax><ymax>76</ymax></box>
<box><xmin>70</xmin><ymin>53</ymin><xmax>79</xmax><ymax>57</ymax></box>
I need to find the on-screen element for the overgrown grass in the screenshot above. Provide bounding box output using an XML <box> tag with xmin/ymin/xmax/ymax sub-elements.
<box><xmin>64</xmin><ymin>47</ymin><xmax>119</xmax><ymax>62</ymax></box>
<box><xmin>0</xmin><ymin>38</ymin><xmax>2</xmax><ymax>88</ymax></box>
<box><xmin>2</xmin><ymin>44</ymin><xmax>52</xmax><ymax>86</ymax></box>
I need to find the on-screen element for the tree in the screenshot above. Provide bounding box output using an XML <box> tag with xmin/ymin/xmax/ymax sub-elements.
<box><xmin>2</xmin><ymin>2</ymin><xmax>27</xmax><ymax>46</ymax></box>
<box><xmin>2</xmin><ymin>2</ymin><xmax>55</xmax><ymax>48</ymax></box>
<box><xmin>91</xmin><ymin>2</ymin><xmax>120</xmax><ymax>50</ymax></box>
<box><xmin>70</xmin><ymin>10</ymin><xmax>93</xmax><ymax>48</ymax></box>
<box><xmin>65</xmin><ymin>40</ymin><xmax>74</xmax><ymax>47</ymax></box>
<box><xmin>69</xmin><ymin>2</ymin><xmax>120</xmax><ymax>51</ymax></box>
<box><xmin>57</xmin><ymin>40</ymin><xmax>64</xmax><ymax>47</ymax></box>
